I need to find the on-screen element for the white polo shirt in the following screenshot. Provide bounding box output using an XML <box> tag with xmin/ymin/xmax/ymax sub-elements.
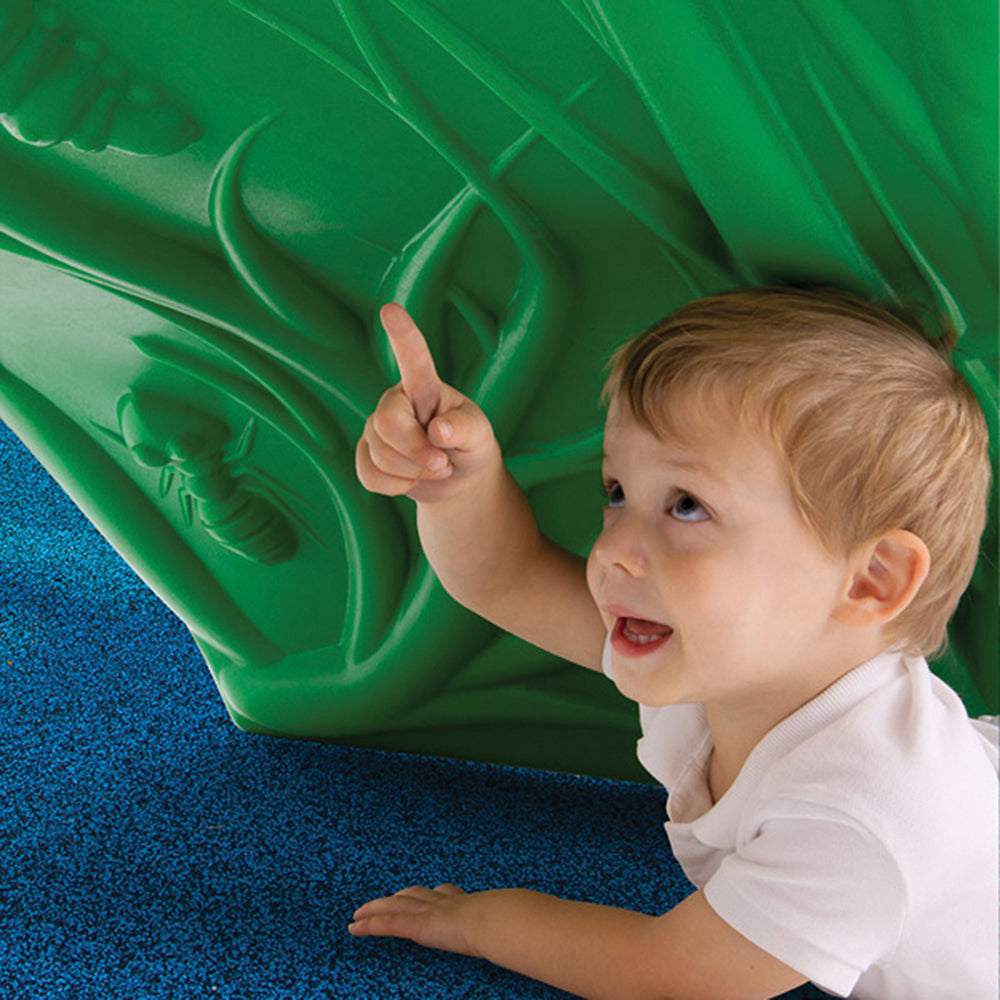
<box><xmin>604</xmin><ymin>643</ymin><xmax>999</xmax><ymax>998</ymax></box>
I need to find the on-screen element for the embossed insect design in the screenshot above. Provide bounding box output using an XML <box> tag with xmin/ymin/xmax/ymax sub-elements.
<box><xmin>96</xmin><ymin>390</ymin><xmax>319</xmax><ymax>565</ymax></box>
<box><xmin>0</xmin><ymin>2</ymin><xmax>199</xmax><ymax>154</ymax></box>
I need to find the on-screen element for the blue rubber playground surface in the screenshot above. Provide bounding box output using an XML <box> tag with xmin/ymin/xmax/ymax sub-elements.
<box><xmin>0</xmin><ymin>419</ymin><xmax>828</xmax><ymax>999</ymax></box>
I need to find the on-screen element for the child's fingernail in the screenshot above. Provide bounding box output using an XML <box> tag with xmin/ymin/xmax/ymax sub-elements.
<box><xmin>436</xmin><ymin>419</ymin><xmax>453</xmax><ymax>442</ymax></box>
<box><xmin>427</xmin><ymin>452</ymin><xmax>448</xmax><ymax>472</ymax></box>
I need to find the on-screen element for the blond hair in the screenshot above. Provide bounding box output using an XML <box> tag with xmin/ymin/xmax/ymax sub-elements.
<box><xmin>604</xmin><ymin>286</ymin><xmax>992</xmax><ymax>657</ymax></box>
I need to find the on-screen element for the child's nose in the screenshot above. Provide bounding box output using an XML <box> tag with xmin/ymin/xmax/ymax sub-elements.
<box><xmin>592</xmin><ymin>514</ymin><xmax>649</xmax><ymax>577</ymax></box>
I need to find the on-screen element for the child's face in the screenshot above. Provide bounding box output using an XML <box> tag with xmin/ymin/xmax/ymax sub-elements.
<box><xmin>586</xmin><ymin>398</ymin><xmax>854</xmax><ymax>713</ymax></box>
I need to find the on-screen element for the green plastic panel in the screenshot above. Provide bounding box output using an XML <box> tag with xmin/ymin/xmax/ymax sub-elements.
<box><xmin>0</xmin><ymin>0</ymin><xmax>996</xmax><ymax>780</ymax></box>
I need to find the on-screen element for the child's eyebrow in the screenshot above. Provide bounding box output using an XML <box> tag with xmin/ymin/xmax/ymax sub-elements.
<box><xmin>602</xmin><ymin>449</ymin><xmax>725</xmax><ymax>486</ymax></box>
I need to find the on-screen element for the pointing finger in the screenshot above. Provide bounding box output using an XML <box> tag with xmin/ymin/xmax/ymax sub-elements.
<box><xmin>380</xmin><ymin>303</ymin><xmax>441</xmax><ymax>426</ymax></box>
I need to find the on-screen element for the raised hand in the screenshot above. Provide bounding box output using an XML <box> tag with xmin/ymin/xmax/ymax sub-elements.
<box><xmin>355</xmin><ymin>303</ymin><xmax>498</xmax><ymax>504</ymax></box>
<box><xmin>356</xmin><ymin>305</ymin><xmax>603</xmax><ymax>671</ymax></box>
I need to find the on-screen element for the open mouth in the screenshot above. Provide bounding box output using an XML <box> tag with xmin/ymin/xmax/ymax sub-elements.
<box><xmin>611</xmin><ymin>616</ymin><xmax>674</xmax><ymax>657</ymax></box>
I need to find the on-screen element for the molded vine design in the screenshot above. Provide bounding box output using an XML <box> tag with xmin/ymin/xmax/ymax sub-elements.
<box><xmin>0</xmin><ymin>0</ymin><xmax>731</xmax><ymax>734</ymax></box>
<box><xmin>3</xmin><ymin>0</ymin><xmax>989</xmax><ymax>736</ymax></box>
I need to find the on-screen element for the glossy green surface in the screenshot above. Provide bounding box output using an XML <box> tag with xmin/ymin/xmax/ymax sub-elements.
<box><xmin>0</xmin><ymin>0</ymin><xmax>996</xmax><ymax>778</ymax></box>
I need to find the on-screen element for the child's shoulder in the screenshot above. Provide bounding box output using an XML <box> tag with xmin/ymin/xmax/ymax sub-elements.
<box><xmin>755</xmin><ymin>651</ymin><xmax>997</xmax><ymax>853</ymax></box>
<box><xmin>704</xmin><ymin>652</ymin><xmax>998</xmax><ymax>1000</ymax></box>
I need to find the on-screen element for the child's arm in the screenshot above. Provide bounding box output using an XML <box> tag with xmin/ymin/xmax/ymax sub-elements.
<box><xmin>348</xmin><ymin>883</ymin><xmax>807</xmax><ymax>1000</ymax></box>
<box><xmin>356</xmin><ymin>304</ymin><xmax>606</xmax><ymax>670</ymax></box>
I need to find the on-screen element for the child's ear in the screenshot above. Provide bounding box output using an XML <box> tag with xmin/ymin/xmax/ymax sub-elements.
<box><xmin>834</xmin><ymin>529</ymin><xmax>930</xmax><ymax>629</ymax></box>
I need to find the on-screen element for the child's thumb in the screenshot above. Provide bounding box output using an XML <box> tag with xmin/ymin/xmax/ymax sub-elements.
<box><xmin>427</xmin><ymin>402</ymin><xmax>492</xmax><ymax>454</ymax></box>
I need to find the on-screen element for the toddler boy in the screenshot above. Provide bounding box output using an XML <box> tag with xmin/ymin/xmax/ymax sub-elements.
<box><xmin>350</xmin><ymin>287</ymin><xmax>998</xmax><ymax>999</ymax></box>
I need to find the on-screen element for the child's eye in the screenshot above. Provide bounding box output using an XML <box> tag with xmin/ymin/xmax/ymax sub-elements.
<box><xmin>670</xmin><ymin>493</ymin><xmax>709</xmax><ymax>522</ymax></box>
<box><xmin>603</xmin><ymin>480</ymin><xmax>625</xmax><ymax>508</ymax></box>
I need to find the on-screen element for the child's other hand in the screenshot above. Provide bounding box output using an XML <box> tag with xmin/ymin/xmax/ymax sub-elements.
<box><xmin>348</xmin><ymin>883</ymin><xmax>481</xmax><ymax>957</ymax></box>
<box><xmin>356</xmin><ymin>303</ymin><xmax>498</xmax><ymax>504</ymax></box>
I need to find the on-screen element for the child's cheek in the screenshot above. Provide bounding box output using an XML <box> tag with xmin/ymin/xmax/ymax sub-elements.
<box><xmin>584</xmin><ymin>551</ymin><xmax>609</xmax><ymax>625</ymax></box>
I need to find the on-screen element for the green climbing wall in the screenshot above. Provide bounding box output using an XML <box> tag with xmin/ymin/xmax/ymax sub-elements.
<box><xmin>0</xmin><ymin>0</ymin><xmax>996</xmax><ymax>780</ymax></box>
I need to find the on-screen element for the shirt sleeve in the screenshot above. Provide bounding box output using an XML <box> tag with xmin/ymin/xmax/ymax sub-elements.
<box><xmin>702</xmin><ymin>808</ymin><xmax>906</xmax><ymax>997</ymax></box>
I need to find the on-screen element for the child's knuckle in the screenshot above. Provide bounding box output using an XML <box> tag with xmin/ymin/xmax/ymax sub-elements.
<box><xmin>369</xmin><ymin>407</ymin><xmax>394</xmax><ymax>441</ymax></box>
